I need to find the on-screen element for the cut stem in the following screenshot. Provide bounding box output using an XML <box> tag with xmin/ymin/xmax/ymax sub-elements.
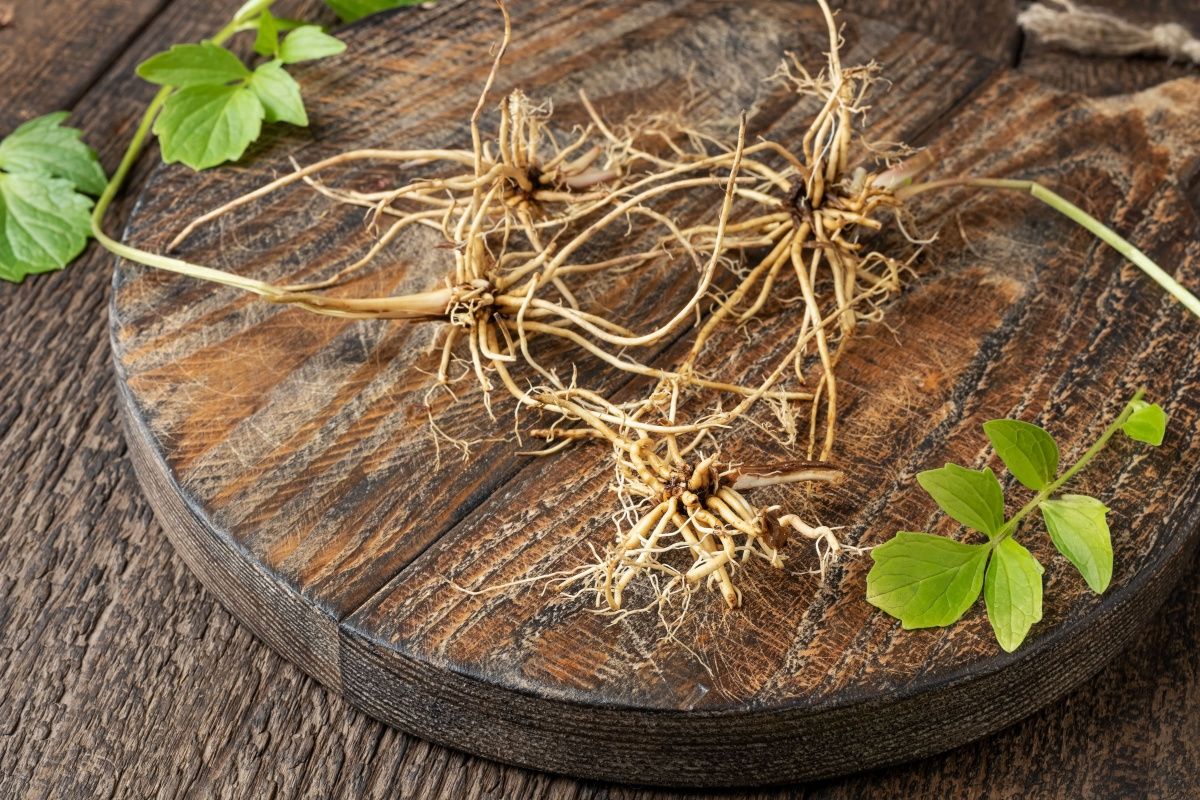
<box><xmin>89</xmin><ymin>13</ymin><xmax>284</xmax><ymax>296</ymax></box>
<box><xmin>899</xmin><ymin>177</ymin><xmax>1200</xmax><ymax>319</ymax></box>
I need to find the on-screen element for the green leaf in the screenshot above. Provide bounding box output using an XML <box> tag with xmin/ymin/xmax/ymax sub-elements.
<box><xmin>866</xmin><ymin>532</ymin><xmax>989</xmax><ymax>628</ymax></box>
<box><xmin>266</xmin><ymin>17</ymin><xmax>309</xmax><ymax>32</ymax></box>
<box><xmin>248</xmin><ymin>61</ymin><xmax>308</xmax><ymax>127</ymax></box>
<box><xmin>0</xmin><ymin>112</ymin><xmax>107</xmax><ymax>196</ymax></box>
<box><xmin>279</xmin><ymin>25</ymin><xmax>347</xmax><ymax>63</ymax></box>
<box><xmin>0</xmin><ymin>112</ymin><xmax>104</xmax><ymax>281</ymax></box>
<box><xmin>1121</xmin><ymin>400</ymin><xmax>1167</xmax><ymax>446</ymax></box>
<box><xmin>0</xmin><ymin>173</ymin><xmax>93</xmax><ymax>282</ymax></box>
<box><xmin>984</xmin><ymin>538</ymin><xmax>1044</xmax><ymax>652</ymax></box>
<box><xmin>254</xmin><ymin>9</ymin><xmax>281</xmax><ymax>57</ymax></box>
<box><xmin>917</xmin><ymin>463</ymin><xmax>1006</xmax><ymax>538</ymax></box>
<box><xmin>137</xmin><ymin>43</ymin><xmax>251</xmax><ymax>88</ymax></box>
<box><xmin>324</xmin><ymin>0</ymin><xmax>423</xmax><ymax>23</ymax></box>
<box><xmin>153</xmin><ymin>85</ymin><xmax>265</xmax><ymax>171</ymax></box>
<box><xmin>1039</xmin><ymin>494</ymin><xmax>1112</xmax><ymax>593</ymax></box>
<box><xmin>983</xmin><ymin>419</ymin><xmax>1059</xmax><ymax>491</ymax></box>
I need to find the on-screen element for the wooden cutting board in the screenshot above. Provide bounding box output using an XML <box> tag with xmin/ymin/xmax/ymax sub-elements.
<box><xmin>109</xmin><ymin>0</ymin><xmax>1200</xmax><ymax>786</ymax></box>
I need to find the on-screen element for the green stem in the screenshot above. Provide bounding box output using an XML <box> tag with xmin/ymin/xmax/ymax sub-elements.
<box><xmin>87</xmin><ymin>14</ymin><xmax>279</xmax><ymax>296</ymax></box>
<box><xmin>898</xmin><ymin>177</ymin><xmax>1200</xmax><ymax>319</ymax></box>
<box><xmin>992</xmin><ymin>388</ymin><xmax>1145</xmax><ymax>546</ymax></box>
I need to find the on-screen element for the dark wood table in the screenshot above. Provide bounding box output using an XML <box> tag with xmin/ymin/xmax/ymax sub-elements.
<box><xmin>2</xmin><ymin>1</ymin><xmax>1197</xmax><ymax>797</ymax></box>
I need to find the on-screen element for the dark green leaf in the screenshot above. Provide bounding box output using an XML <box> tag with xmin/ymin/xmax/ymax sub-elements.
<box><xmin>324</xmin><ymin>0</ymin><xmax>423</xmax><ymax>23</ymax></box>
<box><xmin>0</xmin><ymin>173</ymin><xmax>93</xmax><ymax>282</ymax></box>
<box><xmin>153</xmin><ymin>85</ymin><xmax>265</xmax><ymax>170</ymax></box>
<box><xmin>254</xmin><ymin>9</ymin><xmax>281</xmax><ymax>57</ymax></box>
<box><xmin>984</xmin><ymin>538</ymin><xmax>1044</xmax><ymax>652</ymax></box>
<box><xmin>917</xmin><ymin>463</ymin><xmax>1006</xmax><ymax>538</ymax></box>
<box><xmin>1040</xmin><ymin>494</ymin><xmax>1112</xmax><ymax>593</ymax></box>
<box><xmin>279</xmin><ymin>25</ymin><xmax>346</xmax><ymax>63</ymax></box>
<box><xmin>983</xmin><ymin>418</ymin><xmax>1059</xmax><ymax>491</ymax></box>
<box><xmin>249</xmin><ymin>62</ymin><xmax>308</xmax><ymax>126</ymax></box>
<box><xmin>866</xmin><ymin>532</ymin><xmax>989</xmax><ymax>628</ymax></box>
<box><xmin>137</xmin><ymin>43</ymin><xmax>251</xmax><ymax>88</ymax></box>
<box><xmin>1121</xmin><ymin>400</ymin><xmax>1167</xmax><ymax>446</ymax></box>
<box><xmin>0</xmin><ymin>112</ymin><xmax>107</xmax><ymax>196</ymax></box>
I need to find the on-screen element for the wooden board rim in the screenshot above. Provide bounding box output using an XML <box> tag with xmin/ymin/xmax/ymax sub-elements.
<box><xmin>114</xmin><ymin>350</ymin><xmax>1200</xmax><ymax>785</ymax></box>
<box><xmin>107</xmin><ymin>0</ymin><xmax>1200</xmax><ymax>785</ymax></box>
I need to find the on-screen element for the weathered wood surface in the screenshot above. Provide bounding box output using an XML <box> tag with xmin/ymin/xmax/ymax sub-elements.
<box><xmin>105</xmin><ymin>0</ymin><xmax>1200</xmax><ymax>787</ymax></box>
<box><xmin>3</xmin><ymin>0</ymin><xmax>1200</xmax><ymax>797</ymax></box>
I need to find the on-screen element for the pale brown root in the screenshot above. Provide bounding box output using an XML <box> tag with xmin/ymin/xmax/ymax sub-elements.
<box><xmin>168</xmin><ymin>148</ymin><xmax>476</xmax><ymax>250</ymax></box>
<box><xmin>118</xmin><ymin>0</ymin><xmax>934</xmax><ymax>634</ymax></box>
<box><xmin>776</xmin><ymin>513</ymin><xmax>867</xmax><ymax>581</ymax></box>
<box><xmin>729</xmin><ymin>463</ymin><xmax>844</xmax><ymax>490</ymax></box>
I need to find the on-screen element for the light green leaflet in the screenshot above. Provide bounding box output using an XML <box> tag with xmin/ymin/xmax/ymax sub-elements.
<box><xmin>984</xmin><ymin>419</ymin><xmax>1059</xmax><ymax>491</ymax></box>
<box><xmin>867</xmin><ymin>392</ymin><xmax>1166</xmax><ymax>652</ymax></box>
<box><xmin>1121</xmin><ymin>400</ymin><xmax>1167</xmax><ymax>446</ymax></box>
<box><xmin>279</xmin><ymin>26</ymin><xmax>347</xmax><ymax>63</ymax></box>
<box><xmin>255</xmin><ymin>10</ymin><xmax>281</xmax><ymax>56</ymax></box>
<box><xmin>984</xmin><ymin>538</ymin><xmax>1044</xmax><ymax>652</ymax></box>
<box><xmin>249</xmin><ymin>62</ymin><xmax>308</xmax><ymax>126</ymax></box>
<box><xmin>0</xmin><ymin>113</ymin><xmax>106</xmax><ymax>196</ymax></box>
<box><xmin>153</xmin><ymin>85</ymin><xmax>265</xmax><ymax>171</ymax></box>
<box><xmin>0</xmin><ymin>114</ymin><xmax>106</xmax><ymax>282</ymax></box>
<box><xmin>1040</xmin><ymin>495</ymin><xmax>1112</xmax><ymax>592</ymax></box>
<box><xmin>865</xmin><ymin>533</ymin><xmax>988</xmax><ymax>628</ymax></box>
<box><xmin>916</xmin><ymin>463</ymin><xmax>1005</xmax><ymax>538</ymax></box>
<box><xmin>137</xmin><ymin>43</ymin><xmax>251</xmax><ymax>87</ymax></box>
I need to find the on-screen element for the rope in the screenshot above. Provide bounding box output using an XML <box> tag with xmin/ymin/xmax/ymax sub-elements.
<box><xmin>1018</xmin><ymin>0</ymin><xmax>1200</xmax><ymax>64</ymax></box>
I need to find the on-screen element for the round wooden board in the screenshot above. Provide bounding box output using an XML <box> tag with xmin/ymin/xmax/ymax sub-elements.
<box><xmin>110</xmin><ymin>0</ymin><xmax>1200</xmax><ymax>787</ymax></box>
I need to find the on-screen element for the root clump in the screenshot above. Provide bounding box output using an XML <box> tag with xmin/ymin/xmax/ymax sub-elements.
<box><xmin>125</xmin><ymin>0</ymin><xmax>929</xmax><ymax>624</ymax></box>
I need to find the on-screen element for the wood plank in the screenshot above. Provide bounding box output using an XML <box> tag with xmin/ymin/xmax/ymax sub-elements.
<box><xmin>0</xmin><ymin>0</ymin><xmax>336</xmax><ymax>796</ymax></box>
<box><xmin>840</xmin><ymin>0</ymin><xmax>1017</xmax><ymax>62</ymax></box>
<box><xmin>0</xmin><ymin>0</ymin><xmax>168</xmax><ymax>129</ymax></box>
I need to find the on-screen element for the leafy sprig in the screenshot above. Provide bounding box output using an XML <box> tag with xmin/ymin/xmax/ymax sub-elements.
<box><xmin>136</xmin><ymin>6</ymin><xmax>346</xmax><ymax>170</ymax></box>
<box><xmin>0</xmin><ymin>0</ymin><xmax>427</xmax><ymax>282</ymax></box>
<box><xmin>866</xmin><ymin>391</ymin><xmax>1167</xmax><ymax>652</ymax></box>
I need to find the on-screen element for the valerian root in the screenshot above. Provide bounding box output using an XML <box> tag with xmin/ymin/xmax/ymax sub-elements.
<box><xmin>552</xmin><ymin>431</ymin><xmax>848</xmax><ymax>612</ymax></box>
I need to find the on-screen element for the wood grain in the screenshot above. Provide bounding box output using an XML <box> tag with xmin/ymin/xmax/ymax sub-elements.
<box><xmin>104</xmin><ymin>0</ymin><xmax>1200</xmax><ymax>788</ymax></box>
<box><xmin>1017</xmin><ymin>0</ymin><xmax>1200</xmax><ymax>97</ymax></box>
<box><xmin>0</xmin><ymin>0</ymin><xmax>167</xmax><ymax>129</ymax></box>
<box><xmin>4</xmin><ymin>0</ymin><xmax>1200</xmax><ymax>797</ymax></box>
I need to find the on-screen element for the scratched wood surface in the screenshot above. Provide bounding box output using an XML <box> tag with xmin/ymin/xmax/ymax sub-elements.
<box><xmin>5</xmin><ymin>0</ymin><xmax>1200</xmax><ymax>796</ymax></box>
<box><xmin>105</xmin><ymin>0</ymin><xmax>1200</xmax><ymax>788</ymax></box>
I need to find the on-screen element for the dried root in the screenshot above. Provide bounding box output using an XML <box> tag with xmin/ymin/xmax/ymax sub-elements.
<box><xmin>119</xmin><ymin>0</ymin><xmax>925</xmax><ymax>622</ymax></box>
<box><xmin>525</xmin><ymin>0</ymin><xmax>924</xmax><ymax>612</ymax></box>
<box><xmin>603</xmin><ymin>435</ymin><xmax>847</xmax><ymax>610</ymax></box>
